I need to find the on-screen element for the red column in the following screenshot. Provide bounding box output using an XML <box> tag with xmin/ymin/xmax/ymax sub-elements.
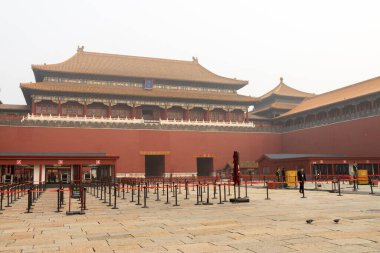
<box><xmin>205</xmin><ymin>109</ymin><xmax>210</xmax><ymax>121</ymax></box>
<box><xmin>225</xmin><ymin>111</ymin><xmax>230</xmax><ymax>122</ymax></box>
<box><xmin>132</xmin><ymin>105</ymin><xmax>136</xmax><ymax>118</ymax></box>
<box><xmin>31</xmin><ymin>99</ymin><xmax>36</xmax><ymax>115</ymax></box>
<box><xmin>184</xmin><ymin>109</ymin><xmax>189</xmax><ymax>121</ymax></box>
<box><xmin>83</xmin><ymin>102</ymin><xmax>87</xmax><ymax>116</ymax></box>
<box><xmin>164</xmin><ymin>108</ymin><xmax>168</xmax><ymax>120</ymax></box>
<box><xmin>58</xmin><ymin>99</ymin><xmax>62</xmax><ymax>115</ymax></box>
<box><xmin>108</xmin><ymin>103</ymin><xmax>112</xmax><ymax>118</ymax></box>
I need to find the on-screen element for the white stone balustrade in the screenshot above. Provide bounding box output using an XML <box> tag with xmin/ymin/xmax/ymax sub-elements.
<box><xmin>21</xmin><ymin>114</ymin><xmax>255</xmax><ymax>128</ymax></box>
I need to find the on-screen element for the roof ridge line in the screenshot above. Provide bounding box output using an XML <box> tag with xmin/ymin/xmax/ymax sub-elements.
<box><xmin>82</xmin><ymin>50</ymin><xmax>196</xmax><ymax>64</ymax></box>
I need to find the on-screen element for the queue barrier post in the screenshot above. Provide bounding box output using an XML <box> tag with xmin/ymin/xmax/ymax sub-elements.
<box><xmin>265</xmin><ymin>180</ymin><xmax>271</xmax><ymax>200</ymax></box>
<box><xmin>112</xmin><ymin>184</ymin><xmax>118</xmax><ymax>209</ymax></box>
<box><xmin>218</xmin><ymin>184</ymin><xmax>224</xmax><ymax>205</ymax></box>
<box><xmin>173</xmin><ymin>185</ymin><xmax>179</xmax><ymax>207</ymax></box>
<box><xmin>337</xmin><ymin>178</ymin><xmax>342</xmax><ymax>196</ymax></box>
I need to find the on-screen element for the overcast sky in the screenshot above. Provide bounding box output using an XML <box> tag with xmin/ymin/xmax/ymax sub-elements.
<box><xmin>0</xmin><ymin>0</ymin><xmax>379</xmax><ymax>104</ymax></box>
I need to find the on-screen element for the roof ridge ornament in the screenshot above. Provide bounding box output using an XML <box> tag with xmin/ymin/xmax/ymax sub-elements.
<box><xmin>192</xmin><ymin>56</ymin><xmax>198</xmax><ymax>63</ymax></box>
<box><xmin>280</xmin><ymin>77</ymin><xmax>284</xmax><ymax>84</ymax></box>
<box><xmin>77</xmin><ymin>46</ymin><xmax>85</xmax><ymax>52</ymax></box>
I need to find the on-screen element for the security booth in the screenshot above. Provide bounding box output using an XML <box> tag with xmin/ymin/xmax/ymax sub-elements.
<box><xmin>0</xmin><ymin>152</ymin><xmax>119</xmax><ymax>186</ymax></box>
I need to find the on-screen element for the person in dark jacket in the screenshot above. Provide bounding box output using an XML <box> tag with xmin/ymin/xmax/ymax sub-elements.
<box><xmin>297</xmin><ymin>168</ymin><xmax>306</xmax><ymax>193</ymax></box>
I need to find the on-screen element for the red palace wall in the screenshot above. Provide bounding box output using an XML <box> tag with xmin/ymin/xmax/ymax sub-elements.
<box><xmin>281</xmin><ymin>116</ymin><xmax>380</xmax><ymax>157</ymax></box>
<box><xmin>0</xmin><ymin>126</ymin><xmax>281</xmax><ymax>174</ymax></box>
<box><xmin>1</xmin><ymin>115</ymin><xmax>379</xmax><ymax>175</ymax></box>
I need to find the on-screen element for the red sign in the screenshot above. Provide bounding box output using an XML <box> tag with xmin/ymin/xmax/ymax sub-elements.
<box><xmin>320</xmin><ymin>160</ymin><xmax>324</xmax><ymax>164</ymax></box>
<box><xmin>58</xmin><ymin>160</ymin><xmax>63</xmax><ymax>165</ymax></box>
<box><xmin>95</xmin><ymin>160</ymin><xmax>101</xmax><ymax>165</ymax></box>
<box><xmin>343</xmin><ymin>160</ymin><xmax>347</xmax><ymax>163</ymax></box>
<box><xmin>16</xmin><ymin>160</ymin><xmax>22</xmax><ymax>165</ymax></box>
<box><xmin>312</xmin><ymin>161</ymin><xmax>316</xmax><ymax>164</ymax></box>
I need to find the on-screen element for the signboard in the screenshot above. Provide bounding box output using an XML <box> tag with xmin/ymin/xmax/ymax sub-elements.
<box><xmin>16</xmin><ymin>160</ymin><xmax>22</xmax><ymax>165</ymax></box>
<box><xmin>71</xmin><ymin>185</ymin><xmax>81</xmax><ymax>199</ymax></box>
<box><xmin>58</xmin><ymin>160</ymin><xmax>63</xmax><ymax>165</ymax></box>
<box><xmin>144</xmin><ymin>79</ymin><xmax>153</xmax><ymax>89</ymax></box>
<box><xmin>95</xmin><ymin>160</ymin><xmax>101</xmax><ymax>165</ymax></box>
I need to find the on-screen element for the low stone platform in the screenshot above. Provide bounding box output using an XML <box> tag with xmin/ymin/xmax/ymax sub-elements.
<box><xmin>0</xmin><ymin>187</ymin><xmax>379</xmax><ymax>253</ymax></box>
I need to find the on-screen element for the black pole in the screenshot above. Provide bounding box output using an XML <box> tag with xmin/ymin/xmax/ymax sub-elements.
<box><xmin>130</xmin><ymin>184</ymin><xmax>135</xmax><ymax>203</ymax></box>
<box><xmin>165</xmin><ymin>185</ymin><xmax>169</xmax><ymax>204</ymax></box>
<box><xmin>112</xmin><ymin>184</ymin><xmax>118</xmax><ymax>209</ymax></box>
<box><xmin>136</xmin><ymin>184</ymin><xmax>141</xmax><ymax>205</ymax></box>
<box><xmin>84</xmin><ymin>187</ymin><xmax>88</xmax><ymax>210</ymax></box>
<box><xmin>108</xmin><ymin>183</ymin><xmax>112</xmax><ymax>206</ymax></box>
<box><xmin>218</xmin><ymin>184</ymin><xmax>223</xmax><ymax>204</ymax></box>
<box><xmin>233</xmin><ymin>183</ymin><xmax>236</xmax><ymax>200</ymax></box>
<box><xmin>156</xmin><ymin>183</ymin><xmax>160</xmax><ymax>201</ymax></box>
<box><xmin>185</xmin><ymin>182</ymin><xmax>188</xmax><ymax>200</ymax></box>
<box><xmin>26</xmin><ymin>189</ymin><xmax>31</xmax><ymax>213</ymax></box>
<box><xmin>195</xmin><ymin>185</ymin><xmax>200</xmax><ymax>205</ymax></box>
<box><xmin>213</xmin><ymin>181</ymin><xmax>217</xmax><ymax>199</ymax></box>
<box><xmin>6</xmin><ymin>185</ymin><xmax>11</xmax><ymax>207</ymax></box>
<box><xmin>337</xmin><ymin>178</ymin><xmax>342</xmax><ymax>196</ymax></box>
<box><xmin>369</xmin><ymin>177</ymin><xmax>374</xmax><ymax>195</ymax></box>
<box><xmin>0</xmin><ymin>188</ymin><xmax>4</xmax><ymax>211</ymax></box>
<box><xmin>265</xmin><ymin>181</ymin><xmax>270</xmax><ymax>200</ymax></box>
<box><xmin>56</xmin><ymin>188</ymin><xmax>61</xmax><ymax>212</ymax></box>
<box><xmin>223</xmin><ymin>184</ymin><xmax>227</xmax><ymax>202</ymax></box>
<box><xmin>245</xmin><ymin>180</ymin><xmax>248</xmax><ymax>198</ymax></box>
<box><xmin>142</xmin><ymin>186</ymin><xmax>148</xmax><ymax>208</ymax></box>
<box><xmin>173</xmin><ymin>185</ymin><xmax>179</xmax><ymax>206</ymax></box>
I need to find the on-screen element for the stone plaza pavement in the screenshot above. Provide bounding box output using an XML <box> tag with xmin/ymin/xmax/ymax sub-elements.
<box><xmin>0</xmin><ymin>186</ymin><xmax>379</xmax><ymax>253</ymax></box>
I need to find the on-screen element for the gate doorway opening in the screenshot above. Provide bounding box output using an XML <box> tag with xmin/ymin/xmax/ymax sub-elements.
<box><xmin>197</xmin><ymin>158</ymin><xmax>213</xmax><ymax>176</ymax></box>
<box><xmin>145</xmin><ymin>155</ymin><xmax>165</xmax><ymax>177</ymax></box>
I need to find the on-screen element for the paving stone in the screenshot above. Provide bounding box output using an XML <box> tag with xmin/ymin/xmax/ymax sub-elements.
<box><xmin>0</xmin><ymin>187</ymin><xmax>379</xmax><ymax>252</ymax></box>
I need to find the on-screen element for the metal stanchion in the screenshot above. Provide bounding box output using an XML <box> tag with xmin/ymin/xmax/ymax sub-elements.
<box><xmin>337</xmin><ymin>179</ymin><xmax>342</xmax><ymax>196</ymax></box>
<box><xmin>0</xmin><ymin>188</ymin><xmax>4</xmax><ymax>211</ymax></box>
<box><xmin>26</xmin><ymin>188</ymin><xmax>32</xmax><ymax>213</ymax></box>
<box><xmin>165</xmin><ymin>185</ymin><xmax>169</xmax><ymax>204</ymax></box>
<box><xmin>122</xmin><ymin>183</ymin><xmax>125</xmax><ymax>199</ymax></box>
<box><xmin>156</xmin><ymin>183</ymin><xmax>160</xmax><ymax>201</ymax></box>
<box><xmin>130</xmin><ymin>184</ymin><xmax>135</xmax><ymax>203</ymax></box>
<box><xmin>218</xmin><ymin>184</ymin><xmax>224</xmax><ymax>204</ymax></box>
<box><xmin>84</xmin><ymin>187</ymin><xmax>88</xmax><ymax>210</ymax></box>
<box><xmin>173</xmin><ymin>185</ymin><xmax>180</xmax><ymax>206</ymax></box>
<box><xmin>136</xmin><ymin>184</ymin><xmax>141</xmax><ymax>206</ymax></box>
<box><xmin>103</xmin><ymin>183</ymin><xmax>107</xmax><ymax>204</ymax></box>
<box><xmin>6</xmin><ymin>185</ymin><xmax>11</xmax><ymax>207</ymax></box>
<box><xmin>369</xmin><ymin>177</ymin><xmax>374</xmax><ymax>195</ymax></box>
<box><xmin>112</xmin><ymin>184</ymin><xmax>118</xmax><ymax>209</ymax></box>
<box><xmin>108</xmin><ymin>183</ymin><xmax>112</xmax><ymax>207</ymax></box>
<box><xmin>195</xmin><ymin>185</ymin><xmax>200</xmax><ymax>205</ymax></box>
<box><xmin>265</xmin><ymin>180</ymin><xmax>271</xmax><ymax>200</ymax></box>
<box><xmin>223</xmin><ymin>184</ymin><xmax>227</xmax><ymax>202</ymax></box>
<box><xmin>185</xmin><ymin>182</ymin><xmax>188</xmax><ymax>200</ymax></box>
<box><xmin>203</xmin><ymin>184</ymin><xmax>213</xmax><ymax>205</ymax></box>
<box><xmin>56</xmin><ymin>188</ymin><xmax>61</xmax><ymax>212</ymax></box>
<box><xmin>142</xmin><ymin>186</ymin><xmax>148</xmax><ymax>208</ymax></box>
<box><xmin>245</xmin><ymin>180</ymin><xmax>248</xmax><ymax>198</ymax></box>
<box><xmin>213</xmin><ymin>181</ymin><xmax>217</xmax><ymax>199</ymax></box>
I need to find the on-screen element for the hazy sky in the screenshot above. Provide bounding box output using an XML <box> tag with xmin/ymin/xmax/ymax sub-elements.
<box><xmin>1</xmin><ymin>0</ymin><xmax>379</xmax><ymax>104</ymax></box>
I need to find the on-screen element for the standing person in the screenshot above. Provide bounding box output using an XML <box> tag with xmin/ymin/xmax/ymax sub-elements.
<box><xmin>297</xmin><ymin>168</ymin><xmax>306</xmax><ymax>194</ymax></box>
<box><xmin>281</xmin><ymin>168</ymin><xmax>286</xmax><ymax>183</ymax></box>
<box><xmin>275</xmin><ymin>168</ymin><xmax>281</xmax><ymax>182</ymax></box>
